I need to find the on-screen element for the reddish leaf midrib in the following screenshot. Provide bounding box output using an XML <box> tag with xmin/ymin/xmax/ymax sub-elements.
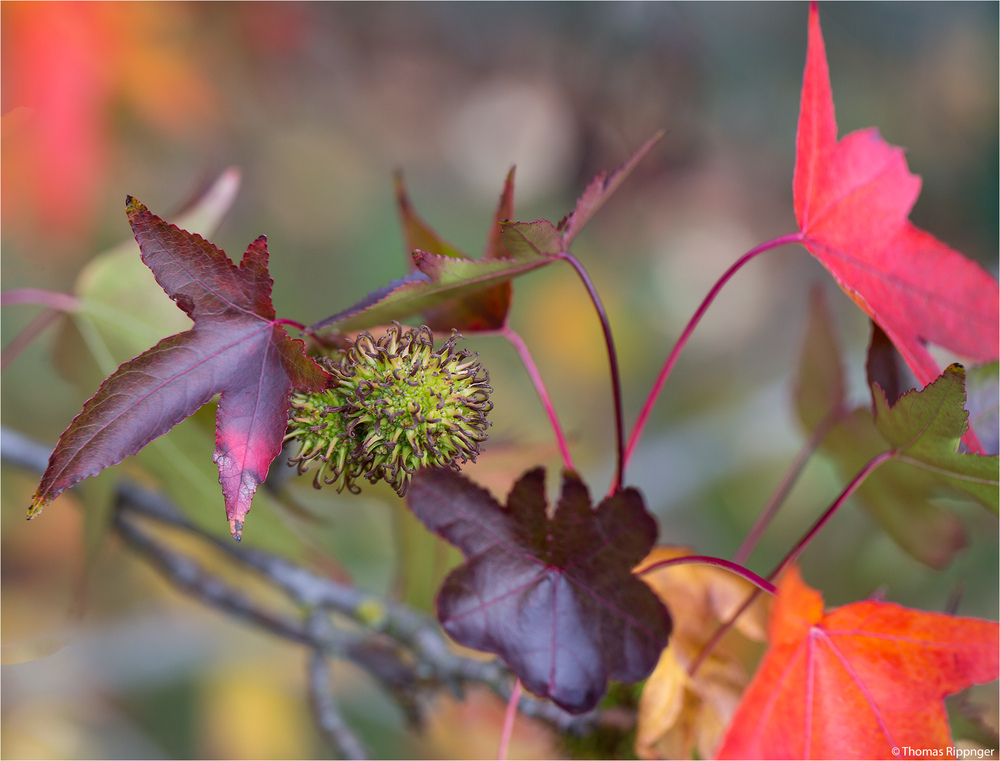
<box><xmin>815</xmin><ymin>629</ymin><xmax>898</xmax><ymax>753</ymax></box>
<box><xmin>804</xmin><ymin>238</ymin><xmax>994</xmax><ymax>330</ymax></box>
<box><xmin>799</xmin><ymin>143</ymin><xmax>900</xmax><ymax>236</ymax></box>
<box><xmin>44</xmin><ymin>320</ymin><xmax>273</xmax><ymax>496</ymax></box>
<box><xmin>142</xmin><ymin>227</ymin><xmax>266</xmax><ymax>323</ymax></box>
<box><xmin>219</xmin><ymin>322</ymin><xmax>280</xmax><ymax>473</ymax></box>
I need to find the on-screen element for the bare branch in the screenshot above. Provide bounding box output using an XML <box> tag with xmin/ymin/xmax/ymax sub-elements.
<box><xmin>0</xmin><ymin>426</ymin><xmax>596</xmax><ymax>737</ymax></box>
<box><xmin>307</xmin><ymin>610</ymin><xmax>370</xmax><ymax>760</ymax></box>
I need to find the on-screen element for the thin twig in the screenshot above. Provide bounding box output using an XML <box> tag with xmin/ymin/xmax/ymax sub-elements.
<box><xmin>307</xmin><ymin>610</ymin><xmax>371</xmax><ymax>760</ymax></box>
<box><xmin>113</xmin><ymin>501</ymin><xmax>312</xmax><ymax>645</ymax></box>
<box><xmin>0</xmin><ymin>426</ymin><xmax>595</xmax><ymax>737</ymax></box>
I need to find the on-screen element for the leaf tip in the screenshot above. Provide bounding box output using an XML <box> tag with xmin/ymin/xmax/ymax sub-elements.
<box><xmin>229</xmin><ymin>519</ymin><xmax>243</xmax><ymax>542</ymax></box>
<box><xmin>125</xmin><ymin>195</ymin><xmax>146</xmax><ymax>216</ymax></box>
<box><xmin>26</xmin><ymin>493</ymin><xmax>49</xmax><ymax>520</ymax></box>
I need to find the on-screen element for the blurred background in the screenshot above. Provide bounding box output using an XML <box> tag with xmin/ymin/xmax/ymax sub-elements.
<box><xmin>2</xmin><ymin>3</ymin><xmax>997</xmax><ymax>758</ymax></box>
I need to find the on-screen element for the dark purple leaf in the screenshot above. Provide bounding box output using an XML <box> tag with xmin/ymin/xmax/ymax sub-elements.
<box><xmin>407</xmin><ymin>466</ymin><xmax>672</xmax><ymax>714</ymax></box>
<box><xmin>30</xmin><ymin>198</ymin><xmax>330</xmax><ymax>539</ymax></box>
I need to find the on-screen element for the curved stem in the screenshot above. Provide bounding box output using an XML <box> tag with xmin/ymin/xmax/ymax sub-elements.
<box><xmin>624</xmin><ymin>233</ymin><xmax>802</xmax><ymax>472</ymax></box>
<box><xmin>2</xmin><ymin>308</ymin><xmax>63</xmax><ymax>372</ymax></box>
<box><xmin>639</xmin><ymin>554</ymin><xmax>777</xmax><ymax>596</ymax></box>
<box><xmin>732</xmin><ymin>407</ymin><xmax>839</xmax><ymax>565</ymax></box>
<box><xmin>556</xmin><ymin>251</ymin><xmax>625</xmax><ymax>491</ymax></box>
<box><xmin>1</xmin><ymin>288</ymin><xmax>81</xmax><ymax>311</ymax></box>
<box><xmin>500</xmin><ymin>325</ymin><xmax>575</xmax><ymax>470</ymax></box>
<box><xmin>497</xmin><ymin>679</ymin><xmax>522</xmax><ymax>761</ymax></box>
<box><xmin>767</xmin><ymin>448</ymin><xmax>895</xmax><ymax>582</ymax></box>
<box><xmin>687</xmin><ymin>447</ymin><xmax>895</xmax><ymax>678</ymax></box>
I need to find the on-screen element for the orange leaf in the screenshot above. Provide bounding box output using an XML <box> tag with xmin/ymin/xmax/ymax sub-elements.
<box><xmin>716</xmin><ymin>566</ymin><xmax>1000</xmax><ymax>759</ymax></box>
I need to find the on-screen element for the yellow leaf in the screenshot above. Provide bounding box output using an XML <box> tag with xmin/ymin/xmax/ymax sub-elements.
<box><xmin>634</xmin><ymin>546</ymin><xmax>769</xmax><ymax>759</ymax></box>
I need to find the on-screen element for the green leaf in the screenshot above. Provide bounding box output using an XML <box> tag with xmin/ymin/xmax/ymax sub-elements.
<box><xmin>821</xmin><ymin>409</ymin><xmax>968</xmax><ymax>569</ymax></box>
<box><xmin>794</xmin><ymin>291</ymin><xmax>969</xmax><ymax>568</ymax></box>
<box><xmin>500</xmin><ymin>219</ymin><xmax>563</xmax><ymax>260</ymax></box>
<box><xmin>56</xmin><ymin>168</ymin><xmax>243</xmax><ymax>386</ymax></box>
<box><xmin>309</xmin><ymin>248</ymin><xmax>554</xmax><ymax>335</ymax></box>
<box><xmin>874</xmin><ymin>364</ymin><xmax>999</xmax><ymax>511</ymax></box>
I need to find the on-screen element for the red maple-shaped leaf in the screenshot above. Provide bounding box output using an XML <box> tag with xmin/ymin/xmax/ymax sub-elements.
<box><xmin>30</xmin><ymin>198</ymin><xmax>330</xmax><ymax>539</ymax></box>
<box><xmin>794</xmin><ymin>3</ymin><xmax>999</xmax><ymax>388</ymax></box>
<box><xmin>716</xmin><ymin>566</ymin><xmax>1000</xmax><ymax>759</ymax></box>
<box><xmin>407</xmin><ymin>466</ymin><xmax>672</xmax><ymax>715</ymax></box>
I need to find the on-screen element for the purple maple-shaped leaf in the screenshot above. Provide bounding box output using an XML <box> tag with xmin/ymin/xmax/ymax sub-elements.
<box><xmin>407</xmin><ymin>466</ymin><xmax>672</xmax><ymax>714</ymax></box>
<box><xmin>30</xmin><ymin>197</ymin><xmax>330</xmax><ymax>540</ymax></box>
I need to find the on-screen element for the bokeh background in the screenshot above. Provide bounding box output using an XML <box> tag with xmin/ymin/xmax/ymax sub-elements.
<box><xmin>3</xmin><ymin>3</ymin><xmax>997</xmax><ymax>758</ymax></box>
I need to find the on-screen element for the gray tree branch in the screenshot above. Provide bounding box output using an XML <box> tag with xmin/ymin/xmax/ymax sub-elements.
<box><xmin>0</xmin><ymin>425</ymin><xmax>595</xmax><ymax>753</ymax></box>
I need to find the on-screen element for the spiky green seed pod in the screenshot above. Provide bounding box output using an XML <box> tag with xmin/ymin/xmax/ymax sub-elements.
<box><xmin>285</xmin><ymin>323</ymin><xmax>492</xmax><ymax>496</ymax></box>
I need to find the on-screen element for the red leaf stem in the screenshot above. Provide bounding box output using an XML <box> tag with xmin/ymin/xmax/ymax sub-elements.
<box><xmin>499</xmin><ymin>324</ymin><xmax>575</xmax><ymax>471</ymax></box>
<box><xmin>637</xmin><ymin>554</ymin><xmax>777</xmax><ymax>596</ymax></box>
<box><xmin>732</xmin><ymin>407</ymin><xmax>839</xmax><ymax>565</ymax></box>
<box><xmin>688</xmin><ymin>448</ymin><xmax>895</xmax><ymax>679</ymax></box>
<box><xmin>497</xmin><ymin>679</ymin><xmax>522</xmax><ymax>761</ymax></box>
<box><xmin>1</xmin><ymin>308</ymin><xmax>63</xmax><ymax>372</ymax></box>
<box><xmin>554</xmin><ymin>251</ymin><xmax>626</xmax><ymax>492</ymax></box>
<box><xmin>623</xmin><ymin>233</ymin><xmax>802</xmax><ymax>477</ymax></box>
<box><xmin>1</xmin><ymin>288</ymin><xmax>81</xmax><ymax>311</ymax></box>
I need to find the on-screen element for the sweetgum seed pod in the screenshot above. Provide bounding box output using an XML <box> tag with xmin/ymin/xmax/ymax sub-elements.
<box><xmin>285</xmin><ymin>323</ymin><xmax>492</xmax><ymax>496</ymax></box>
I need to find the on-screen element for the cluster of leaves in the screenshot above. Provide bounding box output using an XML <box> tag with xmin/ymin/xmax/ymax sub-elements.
<box><xmin>12</xmin><ymin>3</ymin><xmax>1000</xmax><ymax>758</ymax></box>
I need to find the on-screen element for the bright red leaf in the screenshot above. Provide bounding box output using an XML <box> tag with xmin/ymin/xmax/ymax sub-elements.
<box><xmin>30</xmin><ymin>198</ymin><xmax>330</xmax><ymax>539</ymax></box>
<box><xmin>716</xmin><ymin>566</ymin><xmax>1000</xmax><ymax>759</ymax></box>
<box><xmin>407</xmin><ymin>466</ymin><xmax>672</xmax><ymax>715</ymax></box>
<box><xmin>794</xmin><ymin>3</ymin><xmax>999</xmax><ymax>389</ymax></box>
